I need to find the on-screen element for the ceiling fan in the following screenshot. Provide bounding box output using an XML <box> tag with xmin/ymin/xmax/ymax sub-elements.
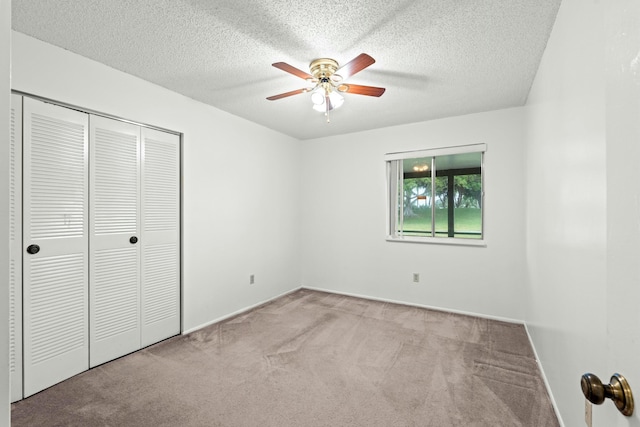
<box><xmin>266</xmin><ymin>53</ymin><xmax>386</xmax><ymax>122</ymax></box>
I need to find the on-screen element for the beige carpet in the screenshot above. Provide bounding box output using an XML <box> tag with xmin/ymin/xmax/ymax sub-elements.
<box><xmin>12</xmin><ymin>289</ymin><xmax>560</xmax><ymax>426</ymax></box>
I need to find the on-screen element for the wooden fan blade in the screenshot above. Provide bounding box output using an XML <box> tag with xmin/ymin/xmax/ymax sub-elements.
<box><xmin>335</xmin><ymin>53</ymin><xmax>375</xmax><ymax>79</ymax></box>
<box><xmin>266</xmin><ymin>88</ymin><xmax>308</xmax><ymax>101</ymax></box>
<box><xmin>272</xmin><ymin>62</ymin><xmax>314</xmax><ymax>80</ymax></box>
<box><xmin>337</xmin><ymin>84</ymin><xmax>386</xmax><ymax>97</ymax></box>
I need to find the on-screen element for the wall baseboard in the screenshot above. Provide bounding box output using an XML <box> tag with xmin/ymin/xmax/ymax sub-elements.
<box><xmin>302</xmin><ymin>286</ymin><xmax>524</xmax><ymax>324</ymax></box>
<box><xmin>524</xmin><ymin>324</ymin><xmax>565</xmax><ymax>427</ymax></box>
<box><xmin>182</xmin><ymin>286</ymin><xmax>302</xmax><ymax>335</ymax></box>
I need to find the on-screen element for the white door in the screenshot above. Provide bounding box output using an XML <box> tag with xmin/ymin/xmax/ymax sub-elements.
<box><xmin>10</xmin><ymin>94</ymin><xmax>23</xmax><ymax>402</ymax></box>
<box><xmin>141</xmin><ymin>128</ymin><xmax>180</xmax><ymax>346</ymax></box>
<box><xmin>22</xmin><ymin>98</ymin><xmax>89</xmax><ymax>397</ymax></box>
<box><xmin>600</xmin><ymin>2</ymin><xmax>640</xmax><ymax>426</ymax></box>
<box><xmin>89</xmin><ymin>116</ymin><xmax>141</xmax><ymax>367</ymax></box>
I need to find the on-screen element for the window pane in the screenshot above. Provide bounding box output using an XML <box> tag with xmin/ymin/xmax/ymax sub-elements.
<box><xmin>399</xmin><ymin>157</ymin><xmax>432</xmax><ymax>236</ymax></box>
<box><xmin>433</xmin><ymin>176</ymin><xmax>448</xmax><ymax>237</ymax></box>
<box><xmin>454</xmin><ymin>173</ymin><xmax>482</xmax><ymax>239</ymax></box>
<box><xmin>434</xmin><ymin>152</ymin><xmax>482</xmax><ymax>239</ymax></box>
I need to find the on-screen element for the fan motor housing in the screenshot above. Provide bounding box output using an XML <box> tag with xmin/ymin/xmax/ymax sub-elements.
<box><xmin>310</xmin><ymin>58</ymin><xmax>338</xmax><ymax>79</ymax></box>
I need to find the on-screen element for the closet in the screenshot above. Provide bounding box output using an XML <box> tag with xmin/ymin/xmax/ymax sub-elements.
<box><xmin>10</xmin><ymin>94</ymin><xmax>181</xmax><ymax>400</ymax></box>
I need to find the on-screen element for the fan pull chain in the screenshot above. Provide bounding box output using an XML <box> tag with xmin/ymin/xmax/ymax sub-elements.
<box><xmin>325</xmin><ymin>95</ymin><xmax>331</xmax><ymax>123</ymax></box>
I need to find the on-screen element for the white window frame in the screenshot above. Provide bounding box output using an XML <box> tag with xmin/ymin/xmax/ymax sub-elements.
<box><xmin>385</xmin><ymin>143</ymin><xmax>486</xmax><ymax>247</ymax></box>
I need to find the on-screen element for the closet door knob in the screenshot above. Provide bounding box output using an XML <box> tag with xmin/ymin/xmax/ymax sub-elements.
<box><xmin>26</xmin><ymin>244</ymin><xmax>40</xmax><ymax>254</ymax></box>
<box><xmin>129</xmin><ymin>236</ymin><xmax>138</xmax><ymax>244</ymax></box>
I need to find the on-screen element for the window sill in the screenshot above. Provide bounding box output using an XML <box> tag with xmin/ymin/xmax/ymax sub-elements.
<box><xmin>386</xmin><ymin>236</ymin><xmax>486</xmax><ymax>247</ymax></box>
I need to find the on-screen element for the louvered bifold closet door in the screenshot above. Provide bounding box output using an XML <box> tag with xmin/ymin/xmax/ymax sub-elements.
<box><xmin>89</xmin><ymin>116</ymin><xmax>141</xmax><ymax>367</ymax></box>
<box><xmin>23</xmin><ymin>98</ymin><xmax>89</xmax><ymax>397</ymax></box>
<box><xmin>141</xmin><ymin>128</ymin><xmax>180</xmax><ymax>346</ymax></box>
<box><xmin>10</xmin><ymin>94</ymin><xmax>23</xmax><ymax>402</ymax></box>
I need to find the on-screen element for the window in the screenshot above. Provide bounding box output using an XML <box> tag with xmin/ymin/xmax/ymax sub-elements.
<box><xmin>386</xmin><ymin>144</ymin><xmax>485</xmax><ymax>245</ymax></box>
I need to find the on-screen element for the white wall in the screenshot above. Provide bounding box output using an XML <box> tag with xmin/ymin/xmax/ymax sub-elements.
<box><xmin>524</xmin><ymin>1</ymin><xmax>608</xmax><ymax>426</ymax></box>
<box><xmin>1</xmin><ymin>1</ymin><xmax>11</xmax><ymax>425</ymax></box>
<box><xmin>300</xmin><ymin>108</ymin><xmax>526</xmax><ymax>321</ymax></box>
<box><xmin>11</xmin><ymin>32</ymin><xmax>302</xmax><ymax>334</ymax></box>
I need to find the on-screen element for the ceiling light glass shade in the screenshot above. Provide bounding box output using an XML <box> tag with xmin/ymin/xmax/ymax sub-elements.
<box><xmin>311</xmin><ymin>91</ymin><xmax>325</xmax><ymax>105</ymax></box>
<box><xmin>312</xmin><ymin>103</ymin><xmax>326</xmax><ymax>112</ymax></box>
<box><xmin>311</xmin><ymin>88</ymin><xmax>345</xmax><ymax>113</ymax></box>
<box><xmin>329</xmin><ymin>91</ymin><xmax>344</xmax><ymax>109</ymax></box>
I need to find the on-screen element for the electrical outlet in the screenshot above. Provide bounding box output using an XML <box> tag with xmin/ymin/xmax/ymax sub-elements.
<box><xmin>250</xmin><ymin>274</ymin><xmax>255</xmax><ymax>285</ymax></box>
<box><xmin>413</xmin><ymin>273</ymin><xmax>420</xmax><ymax>283</ymax></box>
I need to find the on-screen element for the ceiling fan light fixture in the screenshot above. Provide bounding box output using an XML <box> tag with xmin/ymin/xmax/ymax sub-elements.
<box><xmin>328</xmin><ymin>91</ymin><xmax>344</xmax><ymax>109</ymax></box>
<box><xmin>311</xmin><ymin>89</ymin><xmax>344</xmax><ymax>113</ymax></box>
<box><xmin>267</xmin><ymin>53</ymin><xmax>384</xmax><ymax>122</ymax></box>
<box><xmin>312</xmin><ymin>103</ymin><xmax>326</xmax><ymax>113</ymax></box>
<box><xmin>311</xmin><ymin>89</ymin><xmax>326</xmax><ymax>112</ymax></box>
<box><xmin>311</xmin><ymin>91</ymin><xmax>325</xmax><ymax>105</ymax></box>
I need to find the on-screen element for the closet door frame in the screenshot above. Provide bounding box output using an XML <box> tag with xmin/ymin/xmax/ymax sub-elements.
<box><xmin>10</xmin><ymin>94</ymin><xmax>23</xmax><ymax>402</ymax></box>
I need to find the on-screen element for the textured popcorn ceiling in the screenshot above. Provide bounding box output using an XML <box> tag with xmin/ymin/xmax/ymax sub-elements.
<box><xmin>12</xmin><ymin>0</ymin><xmax>561</xmax><ymax>140</ymax></box>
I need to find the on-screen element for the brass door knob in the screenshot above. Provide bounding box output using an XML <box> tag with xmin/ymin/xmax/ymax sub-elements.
<box><xmin>581</xmin><ymin>373</ymin><xmax>634</xmax><ymax>416</ymax></box>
